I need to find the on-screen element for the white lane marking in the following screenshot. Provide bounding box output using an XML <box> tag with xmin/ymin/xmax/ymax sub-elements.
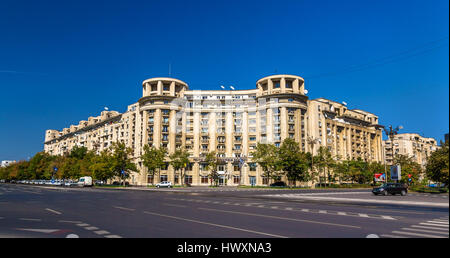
<box><xmin>85</xmin><ymin>226</ymin><xmax>99</xmax><ymax>230</ymax></box>
<box><xmin>143</xmin><ymin>210</ymin><xmax>288</xmax><ymax>238</ymax></box>
<box><xmin>264</xmin><ymin>195</ymin><xmax>449</xmax><ymax>207</ymax></box>
<box><xmin>76</xmin><ymin>223</ymin><xmax>90</xmax><ymax>227</ymax></box>
<box><xmin>198</xmin><ymin>207</ymin><xmax>361</xmax><ymax>229</ymax></box>
<box><xmin>366</xmin><ymin>234</ymin><xmax>379</xmax><ymax>238</ymax></box>
<box><xmin>163</xmin><ymin>203</ymin><xmax>187</xmax><ymax>208</ymax></box>
<box><xmin>401</xmin><ymin>228</ymin><xmax>449</xmax><ymax>235</ymax></box>
<box><xmin>381</xmin><ymin>234</ymin><xmax>407</xmax><ymax>238</ymax></box>
<box><xmin>94</xmin><ymin>230</ymin><xmax>110</xmax><ymax>235</ymax></box>
<box><xmin>411</xmin><ymin>225</ymin><xmax>449</xmax><ymax>231</ymax></box>
<box><xmin>301</xmin><ymin>209</ymin><xmax>310</xmax><ymax>212</ymax></box>
<box><xmin>359</xmin><ymin>214</ymin><xmax>369</xmax><ymax>218</ymax></box>
<box><xmin>381</xmin><ymin>216</ymin><xmax>396</xmax><ymax>220</ymax></box>
<box><xmin>15</xmin><ymin>228</ymin><xmax>59</xmax><ymax>233</ymax></box>
<box><xmin>419</xmin><ymin>222</ymin><xmax>449</xmax><ymax>228</ymax></box>
<box><xmin>285</xmin><ymin>207</ymin><xmax>293</xmax><ymax>210</ymax></box>
<box><xmin>426</xmin><ymin>220</ymin><xmax>448</xmax><ymax>224</ymax></box>
<box><xmin>318</xmin><ymin>210</ymin><xmax>327</xmax><ymax>214</ymax></box>
<box><xmin>104</xmin><ymin>235</ymin><xmax>122</xmax><ymax>238</ymax></box>
<box><xmin>391</xmin><ymin>230</ymin><xmax>446</xmax><ymax>238</ymax></box>
<box><xmin>45</xmin><ymin>208</ymin><xmax>62</xmax><ymax>215</ymax></box>
<box><xmin>19</xmin><ymin>218</ymin><xmax>42</xmax><ymax>222</ymax></box>
<box><xmin>66</xmin><ymin>234</ymin><xmax>79</xmax><ymax>238</ymax></box>
<box><xmin>337</xmin><ymin>212</ymin><xmax>347</xmax><ymax>216</ymax></box>
<box><xmin>113</xmin><ymin>206</ymin><xmax>135</xmax><ymax>211</ymax></box>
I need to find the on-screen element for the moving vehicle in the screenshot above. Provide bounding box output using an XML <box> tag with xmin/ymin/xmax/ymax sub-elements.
<box><xmin>372</xmin><ymin>183</ymin><xmax>408</xmax><ymax>196</ymax></box>
<box><xmin>156</xmin><ymin>181</ymin><xmax>172</xmax><ymax>188</ymax></box>
<box><xmin>77</xmin><ymin>176</ymin><xmax>93</xmax><ymax>187</ymax></box>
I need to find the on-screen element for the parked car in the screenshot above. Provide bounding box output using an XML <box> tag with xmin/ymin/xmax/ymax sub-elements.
<box><xmin>156</xmin><ymin>181</ymin><xmax>173</xmax><ymax>188</ymax></box>
<box><xmin>372</xmin><ymin>183</ymin><xmax>408</xmax><ymax>196</ymax></box>
<box><xmin>94</xmin><ymin>180</ymin><xmax>105</xmax><ymax>186</ymax></box>
<box><xmin>77</xmin><ymin>176</ymin><xmax>93</xmax><ymax>187</ymax></box>
<box><xmin>270</xmin><ymin>181</ymin><xmax>287</xmax><ymax>187</ymax></box>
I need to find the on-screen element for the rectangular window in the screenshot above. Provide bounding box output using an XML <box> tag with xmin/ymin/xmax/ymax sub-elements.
<box><xmin>185</xmin><ymin>176</ymin><xmax>193</xmax><ymax>184</ymax></box>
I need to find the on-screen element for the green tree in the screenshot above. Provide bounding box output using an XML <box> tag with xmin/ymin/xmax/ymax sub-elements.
<box><xmin>110</xmin><ymin>142</ymin><xmax>138</xmax><ymax>186</ymax></box>
<box><xmin>393</xmin><ymin>154</ymin><xmax>422</xmax><ymax>184</ymax></box>
<box><xmin>426</xmin><ymin>141</ymin><xmax>449</xmax><ymax>186</ymax></box>
<box><xmin>205</xmin><ymin>151</ymin><xmax>220</xmax><ymax>186</ymax></box>
<box><xmin>141</xmin><ymin>144</ymin><xmax>167</xmax><ymax>185</ymax></box>
<box><xmin>169</xmin><ymin>148</ymin><xmax>190</xmax><ymax>186</ymax></box>
<box><xmin>27</xmin><ymin>152</ymin><xmax>53</xmax><ymax>179</ymax></box>
<box><xmin>251</xmin><ymin>143</ymin><xmax>282</xmax><ymax>185</ymax></box>
<box><xmin>90</xmin><ymin>150</ymin><xmax>115</xmax><ymax>182</ymax></box>
<box><xmin>278</xmin><ymin>138</ymin><xmax>311</xmax><ymax>186</ymax></box>
<box><xmin>314</xmin><ymin>146</ymin><xmax>335</xmax><ymax>187</ymax></box>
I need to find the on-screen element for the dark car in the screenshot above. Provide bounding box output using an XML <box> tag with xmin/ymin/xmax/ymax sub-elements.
<box><xmin>270</xmin><ymin>181</ymin><xmax>286</xmax><ymax>187</ymax></box>
<box><xmin>372</xmin><ymin>183</ymin><xmax>408</xmax><ymax>196</ymax></box>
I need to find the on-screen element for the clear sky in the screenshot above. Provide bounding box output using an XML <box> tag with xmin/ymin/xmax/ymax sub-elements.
<box><xmin>0</xmin><ymin>0</ymin><xmax>448</xmax><ymax>161</ymax></box>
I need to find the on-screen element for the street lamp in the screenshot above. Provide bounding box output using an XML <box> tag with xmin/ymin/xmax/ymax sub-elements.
<box><xmin>383</xmin><ymin>125</ymin><xmax>403</xmax><ymax>183</ymax></box>
<box><xmin>307</xmin><ymin>136</ymin><xmax>320</xmax><ymax>187</ymax></box>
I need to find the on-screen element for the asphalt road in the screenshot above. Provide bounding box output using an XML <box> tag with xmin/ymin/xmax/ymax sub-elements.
<box><xmin>0</xmin><ymin>183</ymin><xmax>448</xmax><ymax>238</ymax></box>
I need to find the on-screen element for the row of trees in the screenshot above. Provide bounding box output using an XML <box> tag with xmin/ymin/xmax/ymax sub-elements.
<box><xmin>0</xmin><ymin>142</ymin><xmax>137</xmax><ymax>185</ymax></box>
<box><xmin>251</xmin><ymin>138</ymin><xmax>388</xmax><ymax>186</ymax></box>
<box><xmin>1</xmin><ymin>139</ymin><xmax>448</xmax><ymax>187</ymax></box>
<box><xmin>251</xmin><ymin>138</ymin><xmax>445</xmax><ymax>187</ymax></box>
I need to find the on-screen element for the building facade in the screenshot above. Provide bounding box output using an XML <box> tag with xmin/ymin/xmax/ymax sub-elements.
<box><xmin>383</xmin><ymin>133</ymin><xmax>439</xmax><ymax>169</ymax></box>
<box><xmin>44</xmin><ymin>74</ymin><xmax>384</xmax><ymax>186</ymax></box>
<box><xmin>1</xmin><ymin>160</ymin><xmax>16</xmax><ymax>167</ymax></box>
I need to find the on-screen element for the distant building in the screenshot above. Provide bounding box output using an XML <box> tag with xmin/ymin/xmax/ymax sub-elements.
<box><xmin>383</xmin><ymin>133</ymin><xmax>439</xmax><ymax>169</ymax></box>
<box><xmin>1</xmin><ymin>160</ymin><xmax>16</xmax><ymax>167</ymax></box>
<box><xmin>44</xmin><ymin>74</ymin><xmax>384</xmax><ymax>186</ymax></box>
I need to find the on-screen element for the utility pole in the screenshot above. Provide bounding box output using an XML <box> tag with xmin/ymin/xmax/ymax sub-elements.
<box><xmin>383</xmin><ymin>125</ymin><xmax>403</xmax><ymax>183</ymax></box>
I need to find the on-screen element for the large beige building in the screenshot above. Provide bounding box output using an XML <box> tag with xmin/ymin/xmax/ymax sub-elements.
<box><xmin>44</xmin><ymin>74</ymin><xmax>384</xmax><ymax>186</ymax></box>
<box><xmin>383</xmin><ymin>133</ymin><xmax>439</xmax><ymax>169</ymax></box>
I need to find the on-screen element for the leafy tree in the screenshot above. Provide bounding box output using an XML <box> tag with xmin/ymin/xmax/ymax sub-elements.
<box><xmin>393</xmin><ymin>154</ymin><xmax>422</xmax><ymax>184</ymax></box>
<box><xmin>205</xmin><ymin>151</ymin><xmax>220</xmax><ymax>186</ymax></box>
<box><xmin>278</xmin><ymin>138</ymin><xmax>311</xmax><ymax>186</ymax></box>
<box><xmin>169</xmin><ymin>148</ymin><xmax>190</xmax><ymax>186</ymax></box>
<box><xmin>69</xmin><ymin>146</ymin><xmax>88</xmax><ymax>160</ymax></box>
<box><xmin>109</xmin><ymin>142</ymin><xmax>138</xmax><ymax>186</ymax></box>
<box><xmin>314</xmin><ymin>146</ymin><xmax>335</xmax><ymax>187</ymax></box>
<box><xmin>251</xmin><ymin>143</ymin><xmax>282</xmax><ymax>185</ymax></box>
<box><xmin>141</xmin><ymin>144</ymin><xmax>167</xmax><ymax>185</ymax></box>
<box><xmin>27</xmin><ymin>152</ymin><xmax>53</xmax><ymax>179</ymax></box>
<box><xmin>90</xmin><ymin>150</ymin><xmax>115</xmax><ymax>182</ymax></box>
<box><xmin>426</xmin><ymin>141</ymin><xmax>449</xmax><ymax>186</ymax></box>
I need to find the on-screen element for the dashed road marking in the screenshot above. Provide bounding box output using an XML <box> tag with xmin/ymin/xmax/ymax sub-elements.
<box><xmin>165</xmin><ymin>197</ymin><xmax>399</xmax><ymax>220</ymax></box>
<box><xmin>85</xmin><ymin>226</ymin><xmax>99</xmax><ymax>230</ymax></box>
<box><xmin>104</xmin><ymin>235</ymin><xmax>122</xmax><ymax>238</ymax></box>
<box><xmin>383</xmin><ymin>218</ymin><xmax>449</xmax><ymax>238</ymax></box>
<box><xmin>143</xmin><ymin>210</ymin><xmax>288</xmax><ymax>238</ymax></box>
<box><xmin>45</xmin><ymin>208</ymin><xmax>62</xmax><ymax>215</ymax></box>
<box><xmin>113</xmin><ymin>206</ymin><xmax>136</xmax><ymax>211</ymax></box>
<box><xmin>94</xmin><ymin>230</ymin><xmax>110</xmax><ymax>235</ymax></box>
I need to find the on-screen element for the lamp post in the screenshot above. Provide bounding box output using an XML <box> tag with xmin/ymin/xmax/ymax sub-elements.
<box><xmin>307</xmin><ymin>136</ymin><xmax>320</xmax><ymax>187</ymax></box>
<box><xmin>383</xmin><ymin>125</ymin><xmax>403</xmax><ymax>183</ymax></box>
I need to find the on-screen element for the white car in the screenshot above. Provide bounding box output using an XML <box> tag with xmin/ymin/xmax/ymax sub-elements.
<box><xmin>156</xmin><ymin>181</ymin><xmax>173</xmax><ymax>188</ymax></box>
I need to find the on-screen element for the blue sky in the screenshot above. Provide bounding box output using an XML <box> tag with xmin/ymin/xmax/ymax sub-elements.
<box><xmin>0</xmin><ymin>0</ymin><xmax>448</xmax><ymax>160</ymax></box>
